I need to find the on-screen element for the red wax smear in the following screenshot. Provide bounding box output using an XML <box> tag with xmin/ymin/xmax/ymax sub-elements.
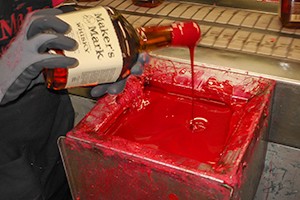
<box><xmin>104</xmin><ymin>87</ymin><xmax>232</xmax><ymax>164</ymax></box>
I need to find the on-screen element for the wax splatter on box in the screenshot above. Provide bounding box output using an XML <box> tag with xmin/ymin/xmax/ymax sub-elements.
<box><xmin>59</xmin><ymin>56</ymin><xmax>275</xmax><ymax>200</ymax></box>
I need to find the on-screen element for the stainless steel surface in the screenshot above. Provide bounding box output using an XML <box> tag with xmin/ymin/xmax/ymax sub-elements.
<box><xmin>152</xmin><ymin>47</ymin><xmax>300</xmax><ymax>84</ymax></box>
<box><xmin>215</xmin><ymin>0</ymin><xmax>278</xmax><ymax>13</ymax></box>
<box><xmin>70</xmin><ymin>95</ymin><xmax>96</xmax><ymax>125</ymax></box>
<box><xmin>269</xmin><ymin>82</ymin><xmax>300</xmax><ymax>148</ymax></box>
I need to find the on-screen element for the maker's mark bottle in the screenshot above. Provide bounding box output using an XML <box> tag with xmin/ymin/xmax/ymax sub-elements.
<box><xmin>279</xmin><ymin>0</ymin><xmax>300</xmax><ymax>28</ymax></box>
<box><xmin>44</xmin><ymin>6</ymin><xmax>201</xmax><ymax>90</ymax></box>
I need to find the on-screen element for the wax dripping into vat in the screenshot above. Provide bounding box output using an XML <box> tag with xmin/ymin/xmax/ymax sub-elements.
<box><xmin>86</xmin><ymin>21</ymin><xmax>266</xmax><ymax>164</ymax></box>
<box><xmin>102</xmin><ymin>63</ymin><xmax>254</xmax><ymax>164</ymax></box>
<box><xmin>178</xmin><ymin>31</ymin><xmax>222</xmax><ymax>134</ymax></box>
<box><xmin>101</xmin><ymin>23</ymin><xmax>254</xmax><ymax>164</ymax></box>
<box><xmin>189</xmin><ymin>45</ymin><xmax>204</xmax><ymax>133</ymax></box>
<box><xmin>120</xmin><ymin>22</ymin><xmax>202</xmax><ymax>133</ymax></box>
<box><xmin>166</xmin><ymin>23</ymin><xmax>203</xmax><ymax>133</ymax></box>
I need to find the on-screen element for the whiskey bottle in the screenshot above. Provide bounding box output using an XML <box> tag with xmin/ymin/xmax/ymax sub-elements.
<box><xmin>131</xmin><ymin>0</ymin><xmax>164</xmax><ymax>8</ymax></box>
<box><xmin>44</xmin><ymin>6</ymin><xmax>201</xmax><ymax>90</ymax></box>
<box><xmin>279</xmin><ymin>0</ymin><xmax>300</xmax><ymax>28</ymax></box>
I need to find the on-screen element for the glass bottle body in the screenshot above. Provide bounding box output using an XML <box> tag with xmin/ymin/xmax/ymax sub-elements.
<box><xmin>45</xmin><ymin>7</ymin><xmax>140</xmax><ymax>90</ymax></box>
<box><xmin>280</xmin><ymin>0</ymin><xmax>300</xmax><ymax>28</ymax></box>
<box><xmin>44</xmin><ymin>6</ymin><xmax>200</xmax><ymax>90</ymax></box>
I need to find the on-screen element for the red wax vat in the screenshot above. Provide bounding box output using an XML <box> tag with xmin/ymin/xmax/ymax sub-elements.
<box><xmin>59</xmin><ymin>57</ymin><xmax>275</xmax><ymax>200</ymax></box>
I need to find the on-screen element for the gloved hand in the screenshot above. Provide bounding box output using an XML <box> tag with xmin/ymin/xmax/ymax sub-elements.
<box><xmin>0</xmin><ymin>9</ymin><xmax>78</xmax><ymax>105</ymax></box>
<box><xmin>90</xmin><ymin>53</ymin><xmax>150</xmax><ymax>98</ymax></box>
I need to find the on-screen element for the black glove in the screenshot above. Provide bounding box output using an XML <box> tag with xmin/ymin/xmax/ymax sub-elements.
<box><xmin>0</xmin><ymin>8</ymin><xmax>78</xmax><ymax>105</ymax></box>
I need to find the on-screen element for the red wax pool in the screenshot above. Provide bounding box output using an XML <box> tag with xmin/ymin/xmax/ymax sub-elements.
<box><xmin>104</xmin><ymin>87</ymin><xmax>233</xmax><ymax>164</ymax></box>
<box><xmin>61</xmin><ymin>57</ymin><xmax>275</xmax><ymax>200</ymax></box>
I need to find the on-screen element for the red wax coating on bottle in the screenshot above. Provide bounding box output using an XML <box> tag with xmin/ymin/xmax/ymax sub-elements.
<box><xmin>171</xmin><ymin>21</ymin><xmax>201</xmax><ymax>47</ymax></box>
<box><xmin>52</xmin><ymin>0</ymin><xmax>63</xmax><ymax>6</ymax></box>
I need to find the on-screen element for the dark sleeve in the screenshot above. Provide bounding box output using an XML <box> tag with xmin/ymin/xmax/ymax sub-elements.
<box><xmin>0</xmin><ymin>141</ymin><xmax>43</xmax><ymax>199</ymax></box>
<box><xmin>0</xmin><ymin>85</ymin><xmax>74</xmax><ymax>200</ymax></box>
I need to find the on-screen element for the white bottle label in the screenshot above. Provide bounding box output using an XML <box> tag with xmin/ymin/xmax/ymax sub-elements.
<box><xmin>57</xmin><ymin>7</ymin><xmax>123</xmax><ymax>88</ymax></box>
<box><xmin>290</xmin><ymin>2</ymin><xmax>300</xmax><ymax>22</ymax></box>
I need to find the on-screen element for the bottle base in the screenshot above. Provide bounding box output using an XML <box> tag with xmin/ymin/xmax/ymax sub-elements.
<box><xmin>132</xmin><ymin>0</ymin><xmax>163</xmax><ymax>8</ymax></box>
<box><xmin>43</xmin><ymin>68</ymin><xmax>68</xmax><ymax>90</ymax></box>
<box><xmin>280</xmin><ymin>12</ymin><xmax>300</xmax><ymax>28</ymax></box>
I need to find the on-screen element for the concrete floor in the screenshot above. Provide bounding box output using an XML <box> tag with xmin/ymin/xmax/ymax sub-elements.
<box><xmin>254</xmin><ymin>142</ymin><xmax>300</xmax><ymax>200</ymax></box>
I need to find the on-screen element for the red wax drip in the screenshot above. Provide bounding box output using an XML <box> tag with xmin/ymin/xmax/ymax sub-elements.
<box><xmin>189</xmin><ymin>46</ymin><xmax>196</xmax><ymax>132</ymax></box>
<box><xmin>172</xmin><ymin>21</ymin><xmax>201</xmax><ymax>131</ymax></box>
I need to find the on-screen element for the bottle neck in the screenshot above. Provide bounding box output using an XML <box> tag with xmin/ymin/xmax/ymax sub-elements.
<box><xmin>136</xmin><ymin>25</ymin><xmax>173</xmax><ymax>52</ymax></box>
